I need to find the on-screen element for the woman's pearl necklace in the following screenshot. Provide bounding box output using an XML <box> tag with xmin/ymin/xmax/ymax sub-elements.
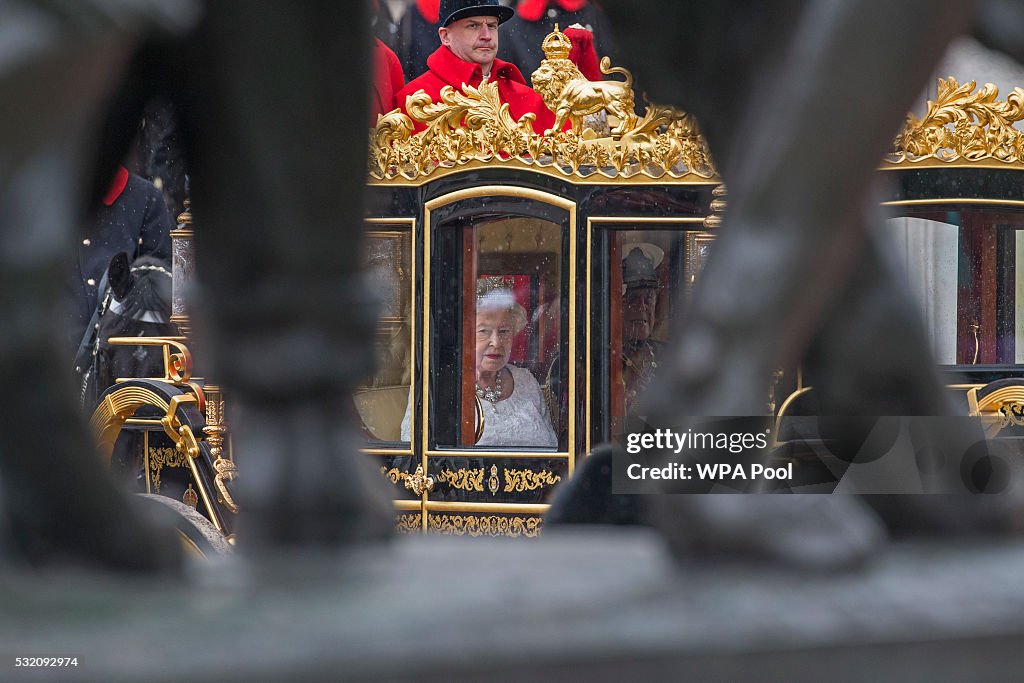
<box><xmin>475</xmin><ymin>368</ymin><xmax>504</xmax><ymax>403</ymax></box>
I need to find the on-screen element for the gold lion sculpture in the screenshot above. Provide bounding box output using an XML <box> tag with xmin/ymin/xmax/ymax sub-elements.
<box><xmin>533</xmin><ymin>54</ymin><xmax>638</xmax><ymax>138</ymax></box>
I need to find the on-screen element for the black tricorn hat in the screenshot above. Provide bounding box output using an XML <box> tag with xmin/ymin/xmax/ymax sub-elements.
<box><xmin>439</xmin><ymin>0</ymin><xmax>515</xmax><ymax>27</ymax></box>
<box><xmin>622</xmin><ymin>244</ymin><xmax>664</xmax><ymax>290</ymax></box>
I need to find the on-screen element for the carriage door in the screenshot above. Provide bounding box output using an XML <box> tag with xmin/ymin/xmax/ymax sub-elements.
<box><xmin>415</xmin><ymin>187</ymin><xmax>576</xmax><ymax>536</ymax></box>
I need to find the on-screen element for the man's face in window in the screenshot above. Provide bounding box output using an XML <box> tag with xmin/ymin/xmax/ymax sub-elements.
<box><xmin>623</xmin><ymin>286</ymin><xmax>657</xmax><ymax>343</ymax></box>
<box><xmin>439</xmin><ymin>15</ymin><xmax>500</xmax><ymax>71</ymax></box>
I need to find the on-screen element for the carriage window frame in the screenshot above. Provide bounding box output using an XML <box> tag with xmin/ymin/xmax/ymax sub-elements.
<box><xmin>359</xmin><ymin>217</ymin><xmax>416</xmax><ymax>456</ymax></box>
<box><xmin>587</xmin><ymin>217</ymin><xmax>713</xmax><ymax>452</ymax></box>
<box><xmin>423</xmin><ymin>186</ymin><xmax>577</xmax><ymax>468</ymax></box>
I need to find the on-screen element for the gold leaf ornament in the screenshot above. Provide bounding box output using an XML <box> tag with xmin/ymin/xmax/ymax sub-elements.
<box><xmin>892</xmin><ymin>78</ymin><xmax>1024</xmax><ymax>164</ymax></box>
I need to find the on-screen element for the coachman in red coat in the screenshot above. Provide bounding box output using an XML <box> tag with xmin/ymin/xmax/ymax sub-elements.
<box><xmin>394</xmin><ymin>0</ymin><xmax>557</xmax><ymax>135</ymax></box>
<box><xmin>371</xmin><ymin>37</ymin><xmax>406</xmax><ymax>122</ymax></box>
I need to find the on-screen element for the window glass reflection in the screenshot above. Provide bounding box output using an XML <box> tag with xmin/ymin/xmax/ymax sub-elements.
<box><xmin>608</xmin><ymin>228</ymin><xmax>704</xmax><ymax>436</ymax></box>
<box><xmin>887</xmin><ymin>206</ymin><xmax>1024</xmax><ymax>366</ymax></box>
<box><xmin>354</xmin><ymin>228</ymin><xmax>412</xmax><ymax>444</ymax></box>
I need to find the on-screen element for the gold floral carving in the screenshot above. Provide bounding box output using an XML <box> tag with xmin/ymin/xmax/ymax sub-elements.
<box><xmin>503</xmin><ymin>468</ymin><xmax>561</xmax><ymax>493</ymax></box>
<box><xmin>890</xmin><ymin>77</ymin><xmax>1024</xmax><ymax>165</ymax></box>
<box><xmin>369</xmin><ymin>27</ymin><xmax>716</xmax><ymax>182</ymax></box>
<box><xmin>428</xmin><ymin>514</ymin><xmax>542</xmax><ymax>538</ymax></box>
<box><xmin>148</xmin><ymin>446</ymin><xmax>187</xmax><ymax>494</ymax></box>
<box><xmin>395</xmin><ymin>514</ymin><xmax>422</xmax><ymax>534</ymax></box>
<box><xmin>436</xmin><ymin>467</ymin><xmax>484</xmax><ymax>492</ymax></box>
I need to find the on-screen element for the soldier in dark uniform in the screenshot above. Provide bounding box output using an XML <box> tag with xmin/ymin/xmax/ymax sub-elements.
<box><xmin>620</xmin><ymin>244</ymin><xmax>664</xmax><ymax>412</ymax></box>
<box><xmin>395</xmin><ymin>0</ymin><xmax>443</xmax><ymax>80</ymax></box>
<box><xmin>66</xmin><ymin>165</ymin><xmax>173</xmax><ymax>366</ymax></box>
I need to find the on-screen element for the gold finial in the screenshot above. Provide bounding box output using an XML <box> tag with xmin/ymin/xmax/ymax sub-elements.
<box><xmin>176</xmin><ymin>197</ymin><xmax>192</xmax><ymax>228</ymax></box>
<box><xmin>541</xmin><ymin>24</ymin><xmax>572</xmax><ymax>61</ymax></box>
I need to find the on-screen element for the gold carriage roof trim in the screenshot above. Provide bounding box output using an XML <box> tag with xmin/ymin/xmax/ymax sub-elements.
<box><xmin>886</xmin><ymin>77</ymin><xmax>1024</xmax><ymax>167</ymax></box>
<box><xmin>368</xmin><ymin>26</ymin><xmax>718</xmax><ymax>183</ymax></box>
<box><xmin>369</xmin><ymin>26</ymin><xmax>1024</xmax><ymax>183</ymax></box>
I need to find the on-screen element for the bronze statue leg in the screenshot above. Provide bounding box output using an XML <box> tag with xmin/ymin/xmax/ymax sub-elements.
<box><xmin>0</xmin><ymin>2</ymin><xmax>194</xmax><ymax>571</ymax></box>
<box><xmin>175</xmin><ymin>2</ymin><xmax>393</xmax><ymax>547</ymax></box>
<box><xmin>605</xmin><ymin>0</ymin><xmax>976</xmax><ymax>419</ymax></box>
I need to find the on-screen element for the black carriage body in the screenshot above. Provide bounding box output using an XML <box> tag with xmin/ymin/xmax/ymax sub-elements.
<box><xmin>363</xmin><ymin>169</ymin><xmax>718</xmax><ymax>533</ymax></box>
<box><xmin>364</xmin><ymin>98</ymin><xmax>1024</xmax><ymax>521</ymax></box>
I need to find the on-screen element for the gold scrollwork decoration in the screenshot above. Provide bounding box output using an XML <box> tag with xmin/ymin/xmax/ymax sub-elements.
<box><xmin>148</xmin><ymin>446</ymin><xmax>188</xmax><ymax>494</ymax></box>
<box><xmin>369</xmin><ymin>27</ymin><xmax>716</xmax><ymax>182</ymax></box>
<box><xmin>437</xmin><ymin>468</ymin><xmax>484</xmax><ymax>492</ymax></box>
<box><xmin>890</xmin><ymin>77</ymin><xmax>1024</xmax><ymax>165</ymax></box>
<box><xmin>503</xmin><ymin>468</ymin><xmax>561</xmax><ymax>493</ymax></box>
<box><xmin>395</xmin><ymin>513</ymin><xmax>422</xmax><ymax>534</ymax></box>
<box><xmin>999</xmin><ymin>403</ymin><xmax>1024</xmax><ymax>428</ymax></box>
<box><xmin>381</xmin><ymin>466</ymin><xmax>410</xmax><ymax>485</ymax></box>
<box><xmin>427</xmin><ymin>514</ymin><xmax>543</xmax><ymax>538</ymax></box>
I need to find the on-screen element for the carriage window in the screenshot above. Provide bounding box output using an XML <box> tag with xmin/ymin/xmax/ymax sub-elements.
<box><xmin>427</xmin><ymin>215</ymin><xmax>567</xmax><ymax>450</ymax></box>
<box><xmin>604</xmin><ymin>228</ymin><xmax>710</xmax><ymax>437</ymax></box>
<box><xmin>887</xmin><ymin>206</ymin><xmax>1024</xmax><ymax>366</ymax></box>
<box><xmin>354</xmin><ymin>226</ymin><xmax>413</xmax><ymax>445</ymax></box>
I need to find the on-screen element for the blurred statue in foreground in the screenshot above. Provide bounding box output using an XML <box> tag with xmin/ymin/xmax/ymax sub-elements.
<box><xmin>550</xmin><ymin>0</ymin><xmax>1024</xmax><ymax>564</ymax></box>
<box><xmin>3</xmin><ymin>0</ymin><xmax>1024</xmax><ymax>577</ymax></box>
<box><xmin>0</xmin><ymin>0</ymin><xmax>391</xmax><ymax>572</ymax></box>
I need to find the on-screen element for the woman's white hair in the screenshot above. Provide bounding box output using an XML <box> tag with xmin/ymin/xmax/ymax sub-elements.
<box><xmin>477</xmin><ymin>288</ymin><xmax>528</xmax><ymax>334</ymax></box>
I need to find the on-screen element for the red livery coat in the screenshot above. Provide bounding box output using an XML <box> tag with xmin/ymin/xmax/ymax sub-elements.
<box><xmin>372</xmin><ymin>38</ymin><xmax>406</xmax><ymax>122</ymax></box>
<box><xmin>395</xmin><ymin>45</ymin><xmax>556</xmax><ymax>134</ymax></box>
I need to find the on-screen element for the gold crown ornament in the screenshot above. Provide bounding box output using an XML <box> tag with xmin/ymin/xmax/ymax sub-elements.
<box><xmin>540</xmin><ymin>24</ymin><xmax>573</xmax><ymax>61</ymax></box>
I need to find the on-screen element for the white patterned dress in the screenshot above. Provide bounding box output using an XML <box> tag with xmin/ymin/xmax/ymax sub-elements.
<box><xmin>400</xmin><ymin>365</ymin><xmax>557</xmax><ymax>447</ymax></box>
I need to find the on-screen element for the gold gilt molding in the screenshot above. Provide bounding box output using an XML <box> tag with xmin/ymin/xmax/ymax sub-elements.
<box><xmin>148</xmin><ymin>446</ymin><xmax>188</xmax><ymax>494</ymax></box>
<box><xmin>503</xmin><ymin>468</ymin><xmax>561</xmax><ymax>493</ymax></box>
<box><xmin>888</xmin><ymin>77</ymin><xmax>1024</xmax><ymax>167</ymax></box>
<box><xmin>427</xmin><ymin>514</ymin><xmax>543</xmax><ymax>538</ymax></box>
<box><xmin>437</xmin><ymin>467</ymin><xmax>485</xmax><ymax>492</ymax></box>
<box><xmin>369</xmin><ymin>26</ymin><xmax>716</xmax><ymax>183</ymax></box>
<box><xmin>395</xmin><ymin>513</ymin><xmax>422</xmax><ymax>534</ymax></box>
<box><xmin>433</xmin><ymin>466</ymin><xmax>561</xmax><ymax>494</ymax></box>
